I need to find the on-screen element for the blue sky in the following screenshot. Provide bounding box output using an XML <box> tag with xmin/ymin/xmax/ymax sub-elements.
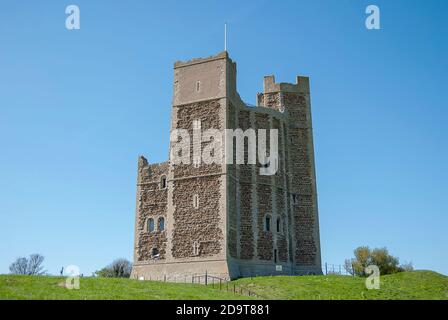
<box><xmin>0</xmin><ymin>0</ymin><xmax>447</xmax><ymax>276</ymax></box>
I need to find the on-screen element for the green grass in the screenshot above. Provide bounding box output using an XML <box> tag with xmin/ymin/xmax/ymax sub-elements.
<box><xmin>0</xmin><ymin>275</ymin><xmax>251</xmax><ymax>300</ymax></box>
<box><xmin>0</xmin><ymin>271</ymin><xmax>446</xmax><ymax>300</ymax></box>
<box><xmin>233</xmin><ymin>270</ymin><xmax>448</xmax><ymax>300</ymax></box>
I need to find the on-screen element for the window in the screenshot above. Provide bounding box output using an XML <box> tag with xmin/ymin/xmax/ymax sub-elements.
<box><xmin>147</xmin><ymin>218</ymin><xmax>155</xmax><ymax>232</ymax></box>
<box><xmin>292</xmin><ymin>194</ymin><xmax>298</xmax><ymax>205</ymax></box>
<box><xmin>152</xmin><ymin>248</ymin><xmax>159</xmax><ymax>258</ymax></box>
<box><xmin>276</xmin><ymin>218</ymin><xmax>281</xmax><ymax>233</ymax></box>
<box><xmin>196</xmin><ymin>81</ymin><xmax>201</xmax><ymax>92</ymax></box>
<box><xmin>192</xmin><ymin>241</ymin><xmax>199</xmax><ymax>256</ymax></box>
<box><xmin>158</xmin><ymin>217</ymin><xmax>165</xmax><ymax>231</ymax></box>
<box><xmin>160</xmin><ymin>176</ymin><xmax>167</xmax><ymax>189</ymax></box>
<box><xmin>274</xmin><ymin>249</ymin><xmax>278</xmax><ymax>263</ymax></box>
<box><xmin>193</xmin><ymin>194</ymin><xmax>199</xmax><ymax>209</ymax></box>
<box><xmin>265</xmin><ymin>215</ymin><xmax>271</xmax><ymax>232</ymax></box>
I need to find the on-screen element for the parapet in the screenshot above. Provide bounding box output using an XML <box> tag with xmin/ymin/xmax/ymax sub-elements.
<box><xmin>174</xmin><ymin>51</ymin><xmax>231</xmax><ymax>69</ymax></box>
<box><xmin>263</xmin><ymin>75</ymin><xmax>310</xmax><ymax>94</ymax></box>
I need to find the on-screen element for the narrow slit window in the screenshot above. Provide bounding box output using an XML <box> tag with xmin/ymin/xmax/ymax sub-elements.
<box><xmin>196</xmin><ymin>81</ymin><xmax>201</xmax><ymax>92</ymax></box>
<box><xmin>265</xmin><ymin>215</ymin><xmax>271</xmax><ymax>232</ymax></box>
<box><xmin>160</xmin><ymin>176</ymin><xmax>167</xmax><ymax>189</ymax></box>
<box><xmin>292</xmin><ymin>194</ymin><xmax>299</xmax><ymax>205</ymax></box>
<box><xmin>192</xmin><ymin>241</ymin><xmax>199</xmax><ymax>256</ymax></box>
<box><xmin>193</xmin><ymin>194</ymin><xmax>199</xmax><ymax>209</ymax></box>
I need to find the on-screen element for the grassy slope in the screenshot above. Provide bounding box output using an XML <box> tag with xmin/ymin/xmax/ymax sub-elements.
<box><xmin>233</xmin><ymin>270</ymin><xmax>448</xmax><ymax>300</ymax></box>
<box><xmin>0</xmin><ymin>275</ymin><xmax>250</xmax><ymax>300</ymax></box>
<box><xmin>0</xmin><ymin>271</ymin><xmax>446</xmax><ymax>300</ymax></box>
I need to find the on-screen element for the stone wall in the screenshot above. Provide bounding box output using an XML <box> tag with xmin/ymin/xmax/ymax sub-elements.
<box><xmin>172</xmin><ymin>176</ymin><xmax>223</xmax><ymax>258</ymax></box>
<box><xmin>173</xmin><ymin>99</ymin><xmax>222</xmax><ymax>178</ymax></box>
<box><xmin>283</xmin><ymin>92</ymin><xmax>319</xmax><ymax>267</ymax></box>
<box><xmin>136</xmin><ymin>160</ymin><xmax>168</xmax><ymax>261</ymax></box>
<box><xmin>171</xmin><ymin>98</ymin><xmax>224</xmax><ymax>260</ymax></box>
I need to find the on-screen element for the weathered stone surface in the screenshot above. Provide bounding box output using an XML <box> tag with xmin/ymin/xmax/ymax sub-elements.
<box><xmin>172</xmin><ymin>176</ymin><xmax>223</xmax><ymax>258</ymax></box>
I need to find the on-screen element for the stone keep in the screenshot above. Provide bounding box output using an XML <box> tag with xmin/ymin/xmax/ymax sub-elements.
<box><xmin>131</xmin><ymin>52</ymin><xmax>322</xmax><ymax>280</ymax></box>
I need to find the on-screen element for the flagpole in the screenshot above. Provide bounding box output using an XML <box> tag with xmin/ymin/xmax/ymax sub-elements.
<box><xmin>224</xmin><ymin>23</ymin><xmax>227</xmax><ymax>51</ymax></box>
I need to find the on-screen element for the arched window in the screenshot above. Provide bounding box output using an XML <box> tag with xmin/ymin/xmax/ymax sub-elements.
<box><xmin>276</xmin><ymin>217</ymin><xmax>281</xmax><ymax>233</ymax></box>
<box><xmin>147</xmin><ymin>218</ymin><xmax>155</xmax><ymax>232</ymax></box>
<box><xmin>193</xmin><ymin>194</ymin><xmax>199</xmax><ymax>209</ymax></box>
<box><xmin>158</xmin><ymin>217</ymin><xmax>165</xmax><ymax>231</ymax></box>
<box><xmin>160</xmin><ymin>176</ymin><xmax>167</xmax><ymax>189</ymax></box>
<box><xmin>265</xmin><ymin>215</ymin><xmax>271</xmax><ymax>232</ymax></box>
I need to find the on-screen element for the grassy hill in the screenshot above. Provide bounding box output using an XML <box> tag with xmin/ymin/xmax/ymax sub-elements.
<box><xmin>0</xmin><ymin>275</ymin><xmax>248</xmax><ymax>300</ymax></box>
<box><xmin>234</xmin><ymin>270</ymin><xmax>448</xmax><ymax>300</ymax></box>
<box><xmin>0</xmin><ymin>270</ymin><xmax>446</xmax><ymax>300</ymax></box>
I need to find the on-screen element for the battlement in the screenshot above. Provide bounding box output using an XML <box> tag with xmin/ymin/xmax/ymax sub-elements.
<box><xmin>174</xmin><ymin>51</ymin><xmax>232</xmax><ymax>69</ymax></box>
<box><xmin>263</xmin><ymin>75</ymin><xmax>310</xmax><ymax>94</ymax></box>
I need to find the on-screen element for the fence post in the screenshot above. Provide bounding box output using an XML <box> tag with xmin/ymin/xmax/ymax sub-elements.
<box><xmin>233</xmin><ymin>284</ymin><xmax>236</xmax><ymax>293</ymax></box>
<box><xmin>205</xmin><ymin>270</ymin><xmax>208</xmax><ymax>286</ymax></box>
<box><xmin>325</xmin><ymin>262</ymin><xmax>328</xmax><ymax>275</ymax></box>
<box><xmin>219</xmin><ymin>279</ymin><xmax>222</xmax><ymax>290</ymax></box>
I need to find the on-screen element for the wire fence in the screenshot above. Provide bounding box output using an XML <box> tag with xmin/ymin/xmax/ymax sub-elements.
<box><xmin>136</xmin><ymin>272</ymin><xmax>265</xmax><ymax>299</ymax></box>
<box><xmin>192</xmin><ymin>272</ymin><xmax>265</xmax><ymax>299</ymax></box>
<box><xmin>322</xmin><ymin>263</ymin><xmax>354</xmax><ymax>276</ymax></box>
<box><xmin>135</xmin><ymin>262</ymin><xmax>353</xmax><ymax>299</ymax></box>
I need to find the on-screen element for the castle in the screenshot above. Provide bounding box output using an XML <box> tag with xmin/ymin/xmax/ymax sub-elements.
<box><xmin>131</xmin><ymin>52</ymin><xmax>322</xmax><ymax>280</ymax></box>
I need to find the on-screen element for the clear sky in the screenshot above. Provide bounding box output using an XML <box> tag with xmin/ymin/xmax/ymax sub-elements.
<box><xmin>0</xmin><ymin>0</ymin><xmax>447</xmax><ymax>276</ymax></box>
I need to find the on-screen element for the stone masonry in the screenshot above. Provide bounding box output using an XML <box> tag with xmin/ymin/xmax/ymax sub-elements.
<box><xmin>131</xmin><ymin>52</ymin><xmax>322</xmax><ymax>280</ymax></box>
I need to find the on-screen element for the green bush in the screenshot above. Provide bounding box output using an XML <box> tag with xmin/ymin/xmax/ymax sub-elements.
<box><xmin>95</xmin><ymin>258</ymin><xmax>132</xmax><ymax>278</ymax></box>
<box><xmin>344</xmin><ymin>246</ymin><xmax>413</xmax><ymax>276</ymax></box>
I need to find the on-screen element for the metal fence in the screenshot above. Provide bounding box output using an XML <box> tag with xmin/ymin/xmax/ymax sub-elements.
<box><xmin>136</xmin><ymin>272</ymin><xmax>264</xmax><ymax>299</ymax></box>
<box><xmin>192</xmin><ymin>272</ymin><xmax>264</xmax><ymax>299</ymax></box>
<box><xmin>322</xmin><ymin>263</ymin><xmax>354</xmax><ymax>276</ymax></box>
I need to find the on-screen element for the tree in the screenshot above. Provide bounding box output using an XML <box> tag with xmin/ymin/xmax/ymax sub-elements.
<box><xmin>95</xmin><ymin>258</ymin><xmax>132</xmax><ymax>278</ymax></box>
<box><xmin>9</xmin><ymin>254</ymin><xmax>46</xmax><ymax>275</ymax></box>
<box><xmin>345</xmin><ymin>246</ymin><xmax>413</xmax><ymax>277</ymax></box>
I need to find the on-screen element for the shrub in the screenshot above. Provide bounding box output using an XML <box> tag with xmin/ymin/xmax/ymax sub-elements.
<box><xmin>95</xmin><ymin>258</ymin><xmax>132</xmax><ymax>278</ymax></box>
<box><xmin>344</xmin><ymin>246</ymin><xmax>413</xmax><ymax>276</ymax></box>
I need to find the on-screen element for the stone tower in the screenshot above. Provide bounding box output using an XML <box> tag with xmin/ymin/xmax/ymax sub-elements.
<box><xmin>131</xmin><ymin>52</ymin><xmax>322</xmax><ymax>280</ymax></box>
